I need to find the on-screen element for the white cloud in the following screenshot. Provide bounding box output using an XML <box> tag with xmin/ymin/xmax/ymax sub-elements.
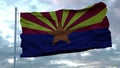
<box><xmin>81</xmin><ymin>52</ymin><xmax>91</xmax><ymax>57</ymax></box>
<box><xmin>50</xmin><ymin>59</ymin><xmax>113</xmax><ymax>68</ymax></box>
<box><xmin>25</xmin><ymin>57</ymin><xmax>35</xmax><ymax>61</ymax></box>
<box><xmin>50</xmin><ymin>59</ymin><xmax>86</xmax><ymax>67</ymax></box>
<box><xmin>51</xmin><ymin>0</ymin><xmax>90</xmax><ymax>9</ymax></box>
<box><xmin>7</xmin><ymin>58</ymin><xmax>14</xmax><ymax>64</ymax></box>
<box><xmin>0</xmin><ymin>1</ymin><xmax>15</xmax><ymax>21</ymax></box>
<box><xmin>0</xmin><ymin>0</ymin><xmax>120</xmax><ymax>68</ymax></box>
<box><xmin>106</xmin><ymin>47</ymin><xmax>112</xmax><ymax>51</ymax></box>
<box><xmin>0</xmin><ymin>1</ymin><xmax>15</xmax><ymax>44</ymax></box>
<box><xmin>50</xmin><ymin>0</ymin><xmax>117</xmax><ymax>9</ymax></box>
<box><xmin>111</xmin><ymin>57</ymin><xmax>120</xmax><ymax>61</ymax></box>
<box><xmin>0</xmin><ymin>22</ymin><xmax>14</xmax><ymax>38</ymax></box>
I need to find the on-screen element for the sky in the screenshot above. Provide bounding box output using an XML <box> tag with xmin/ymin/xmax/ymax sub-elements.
<box><xmin>0</xmin><ymin>0</ymin><xmax>120</xmax><ymax>68</ymax></box>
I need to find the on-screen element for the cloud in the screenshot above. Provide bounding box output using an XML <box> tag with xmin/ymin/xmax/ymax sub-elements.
<box><xmin>0</xmin><ymin>35</ymin><xmax>14</xmax><ymax>68</ymax></box>
<box><xmin>114</xmin><ymin>8</ymin><xmax>120</xmax><ymax>17</ymax></box>
<box><xmin>107</xmin><ymin>0</ymin><xmax>116</xmax><ymax>7</ymax></box>
<box><xmin>50</xmin><ymin>0</ymin><xmax>117</xmax><ymax>9</ymax></box>
<box><xmin>0</xmin><ymin>0</ymin><xmax>120</xmax><ymax>68</ymax></box>
<box><xmin>51</xmin><ymin>0</ymin><xmax>96</xmax><ymax>9</ymax></box>
<box><xmin>50</xmin><ymin>59</ymin><xmax>87</xmax><ymax>68</ymax></box>
<box><xmin>81</xmin><ymin>52</ymin><xmax>91</xmax><ymax>57</ymax></box>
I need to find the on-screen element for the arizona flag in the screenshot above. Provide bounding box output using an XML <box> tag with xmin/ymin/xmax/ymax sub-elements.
<box><xmin>20</xmin><ymin>2</ymin><xmax>111</xmax><ymax>57</ymax></box>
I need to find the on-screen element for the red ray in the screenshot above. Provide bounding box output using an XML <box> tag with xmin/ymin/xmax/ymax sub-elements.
<box><xmin>41</xmin><ymin>12</ymin><xmax>57</xmax><ymax>29</ymax></box>
<box><xmin>21</xmin><ymin>13</ymin><xmax>55</xmax><ymax>31</ymax></box>
<box><xmin>66</xmin><ymin>2</ymin><xmax>106</xmax><ymax>30</ymax></box>
<box><xmin>55</xmin><ymin>10</ymin><xmax>63</xmax><ymax>25</ymax></box>
<box><xmin>63</xmin><ymin>10</ymin><xmax>78</xmax><ymax>28</ymax></box>
<box><xmin>22</xmin><ymin>27</ymin><xmax>48</xmax><ymax>34</ymax></box>
<box><xmin>74</xmin><ymin>16</ymin><xmax>109</xmax><ymax>32</ymax></box>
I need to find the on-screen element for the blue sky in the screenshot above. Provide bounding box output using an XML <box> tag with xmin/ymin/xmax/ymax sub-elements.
<box><xmin>0</xmin><ymin>0</ymin><xmax>120</xmax><ymax>68</ymax></box>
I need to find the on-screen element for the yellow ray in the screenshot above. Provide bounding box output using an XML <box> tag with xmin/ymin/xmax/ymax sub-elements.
<box><xmin>49</xmin><ymin>11</ymin><xmax>59</xmax><ymax>28</ymax></box>
<box><xmin>61</xmin><ymin>10</ymin><xmax>69</xmax><ymax>27</ymax></box>
<box><xmin>20</xmin><ymin>17</ymin><xmax>52</xmax><ymax>31</ymax></box>
<box><xmin>31</xmin><ymin>12</ymin><xmax>56</xmax><ymax>30</ymax></box>
<box><xmin>64</xmin><ymin>10</ymin><xmax>87</xmax><ymax>30</ymax></box>
<box><xmin>70</xmin><ymin>8</ymin><xmax>107</xmax><ymax>30</ymax></box>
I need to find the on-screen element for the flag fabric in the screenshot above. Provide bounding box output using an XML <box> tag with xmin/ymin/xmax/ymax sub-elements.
<box><xmin>20</xmin><ymin>2</ymin><xmax>112</xmax><ymax>57</ymax></box>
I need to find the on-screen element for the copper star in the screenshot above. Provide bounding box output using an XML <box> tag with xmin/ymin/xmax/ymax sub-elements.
<box><xmin>48</xmin><ymin>24</ymin><xmax>73</xmax><ymax>45</ymax></box>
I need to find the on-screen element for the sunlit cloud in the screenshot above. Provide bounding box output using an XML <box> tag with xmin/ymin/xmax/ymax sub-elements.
<box><xmin>51</xmin><ymin>0</ymin><xmax>89</xmax><ymax>9</ymax></box>
<box><xmin>50</xmin><ymin>59</ymin><xmax>86</xmax><ymax>67</ymax></box>
<box><xmin>0</xmin><ymin>23</ymin><xmax>13</xmax><ymax>37</ymax></box>
<box><xmin>7</xmin><ymin>58</ymin><xmax>14</xmax><ymax>64</ymax></box>
<box><xmin>25</xmin><ymin>58</ymin><xmax>35</xmax><ymax>61</ymax></box>
<box><xmin>81</xmin><ymin>52</ymin><xmax>91</xmax><ymax>57</ymax></box>
<box><xmin>111</xmin><ymin>44</ymin><xmax>118</xmax><ymax>50</ymax></box>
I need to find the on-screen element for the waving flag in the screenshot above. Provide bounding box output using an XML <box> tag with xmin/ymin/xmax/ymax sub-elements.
<box><xmin>20</xmin><ymin>2</ymin><xmax>111</xmax><ymax>57</ymax></box>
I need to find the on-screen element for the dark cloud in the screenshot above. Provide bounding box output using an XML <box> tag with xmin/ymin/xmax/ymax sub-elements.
<box><xmin>0</xmin><ymin>0</ymin><xmax>120</xmax><ymax>68</ymax></box>
<box><xmin>113</xmin><ymin>0</ymin><xmax>120</xmax><ymax>8</ymax></box>
<box><xmin>108</xmin><ymin>9</ymin><xmax>120</xmax><ymax>34</ymax></box>
<box><xmin>0</xmin><ymin>35</ymin><xmax>13</xmax><ymax>68</ymax></box>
